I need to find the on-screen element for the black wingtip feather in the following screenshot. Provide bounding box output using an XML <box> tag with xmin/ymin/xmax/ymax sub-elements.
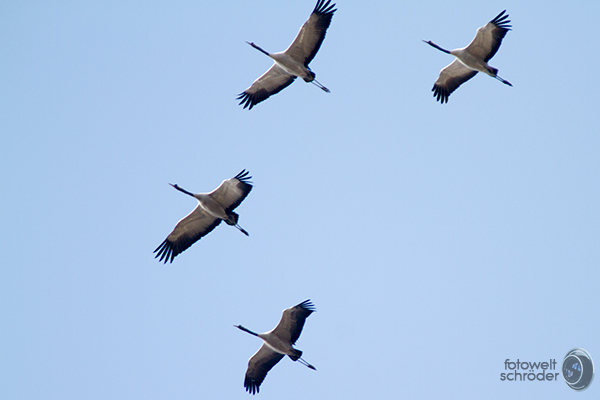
<box><xmin>432</xmin><ymin>84</ymin><xmax>449</xmax><ymax>104</ymax></box>
<box><xmin>237</xmin><ymin>91</ymin><xmax>256</xmax><ymax>110</ymax></box>
<box><xmin>154</xmin><ymin>240</ymin><xmax>175</xmax><ymax>264</ymax></box>
<box><xmin>298</xmin><ymin>299</ymin><xmax>316</xmax><ymax>312</ymax></box>
<box><xmin>244</xmin><ymin>376</ymin><xmax>259</xmax><ymax>395</ymax></box>
<box><xmin>237</xmin><ymin>88</ymin><xmax>275</xmax><ymax>110</ymax></box>
<box><xmin>314</xmin><ymin>0</ymin><xmax>337</xmax><ymax>15</ymax></box>
<box><xmin>234</xmin><ymin>169</ymin><xmax>252</xmax><ymax>184</ymax></box>
<box><xmin>491</xmin><ymin>10</ymin><xmax>511</xmax><ymax>31</ymax></box>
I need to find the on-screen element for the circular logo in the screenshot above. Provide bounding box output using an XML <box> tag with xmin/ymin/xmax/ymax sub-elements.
<box><xmin>562</xmin><ymin>348</ymin><xmax>594</xmax><ymax>391</ymax></box>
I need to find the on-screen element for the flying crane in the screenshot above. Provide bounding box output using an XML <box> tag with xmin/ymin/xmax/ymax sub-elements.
<box><xmin>235</xmin><ymin>300</ymin><xmax>317</xmax><ymax>394</ymax></box>
<box><xmin>423</xmin><ymin>10</ymin><xmax>512</xmax><ymax>103</ymax></box>
<box><xmin>154</xmin><ymin>170</ymin><xmax>252</xmax><ymax>263</ymax></box>
<box><xmin>238</xmin><ymin>0</ymin><xmax>336</xmax><ymax>110</ymax></box>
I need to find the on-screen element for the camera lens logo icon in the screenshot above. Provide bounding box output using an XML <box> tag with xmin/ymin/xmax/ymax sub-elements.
<box><xmin>562</xmin><ymin>348</ymin><xmax>594</xmax><ymax>391</ymax></box>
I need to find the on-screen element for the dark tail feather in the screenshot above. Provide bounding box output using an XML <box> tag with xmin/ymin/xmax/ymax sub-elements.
<box><xmin>225</xmin><ymin>212</ymin><xmax>239</xmax><ymax>226</ymax></box>
<box><xmin>288</xmin><ymin>349</ymin><xmax>302</xmax><ymax>361</ymax></box>
<box><xmin>487</xmin><ymin>66</ymin><xmax>498</xmax><ymax>76</ymax></box>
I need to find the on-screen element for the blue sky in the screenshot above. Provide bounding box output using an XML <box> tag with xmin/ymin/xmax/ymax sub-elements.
<box><xmin>2</xmin><ymin>1</ymin><xmax>599</xmax><ymax>399</ymax></box>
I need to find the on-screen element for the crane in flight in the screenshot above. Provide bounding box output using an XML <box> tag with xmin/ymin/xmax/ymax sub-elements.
<box><xmin>238</xmin><ymin>0</ymin><xmax>336</xmax><ymax>110</ymax></box>
<box><xmin>235</xmin><ymin>300</ymin><xmax>317</xmax><ymax>394</ymax></box>
<box><xmin>423</xmin><ymin>10</ymin><xmax>512</xmax><ymax>103</ymax></box>
<box><xmin>154</xmin><ymin>170</ymin><xmax>252</xmax><ymax>263</ymax></box>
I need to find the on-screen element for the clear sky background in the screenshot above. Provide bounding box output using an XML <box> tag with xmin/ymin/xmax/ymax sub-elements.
<box><xmin>2</xmin><ymin>1</ymin><xmax>599</xmax><ymax>399</ymax></box>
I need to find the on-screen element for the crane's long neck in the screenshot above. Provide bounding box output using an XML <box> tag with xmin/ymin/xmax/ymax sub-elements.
<box><xmin>423</xmin><ymin>40</ymin><xmax>451</xmax><ymax>54</ymax></box>
<box><xmin>235</xmin><ymin>325</ymin><xmax>259</xmax><ymax>337</ymax></box>
<box><xmin>246</xmin><ymin>41</ymin><xmax>270</xmax><ymax>57</ymax></box>
<box><xmin>170</xmin><ymin>183</ymin><xmax>195</xmax><ymax>197</ymax></box>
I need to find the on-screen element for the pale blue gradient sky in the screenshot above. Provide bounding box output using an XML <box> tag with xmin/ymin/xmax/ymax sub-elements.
<box><xmin>2</xmin><ymin>1</ymin><xmax>599</xmax><ymax>399</ymax></box>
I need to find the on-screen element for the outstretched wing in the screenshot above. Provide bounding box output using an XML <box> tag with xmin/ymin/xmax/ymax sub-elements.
<box><xmin>465</xmin><ymin>10</ymin><xmax>511</xmax><ymax>62</ymax></box>
<box><xmin>238</xmin><ymin>65</ymin><xmax>296</xmax><ymax>110</ymax></box>
<box><xmin>154</xmin><ymin>205</ymin><xmax>221</xmax><ymax>263</ymax></box>
<box><xmin>285</xmin><ymin>0</ymin><xmax>336</xmax><ymax>66</ymax></box>
<box><xmin>209</xmin><ymin>169</ymin><xmax>253</xmax><ymax>213</ymax></box>
<box><xmin>271</xmin><ymin>299</ymin><xmax>316</xmax><ymax>345</ymax></box>
<box><xmin>244</xmin><ymin>343</ymin><xmax>285</xmax><ymax>395</ymax></box>
<box><xmin>432</xmin><ymin>60</ymin><xmax>478</xmax><ymax>103</ymax></box>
